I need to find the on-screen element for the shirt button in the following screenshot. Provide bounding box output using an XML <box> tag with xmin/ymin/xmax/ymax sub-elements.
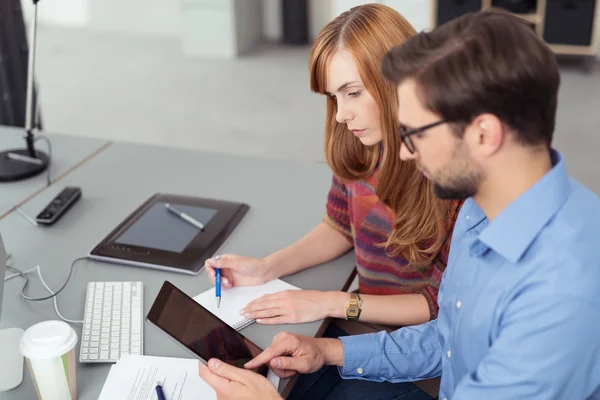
<box><xmin>447</xmin><ymin>350</ymin><xmax>452</xmax><ymax>358</ymax></box>
<box><xmin>456</xmin><ymin>300</ymin><xmax>462</xmax><ymax>309</ymax></box>
<box><xmin>466</xmin><ymin>215</ymin><xmax>470</xmax><ymax>220</ymax></box>
<box><xmin>357</xmin><ymin>368</ymin><xmax>364</xmax><ymax>374</ymax></box>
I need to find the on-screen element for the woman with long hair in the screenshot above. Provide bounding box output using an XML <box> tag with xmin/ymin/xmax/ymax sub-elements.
<box><xmin>206</xmin><ymin>2</ymin><xmax>461</xmax><ymax>334</ymax></box>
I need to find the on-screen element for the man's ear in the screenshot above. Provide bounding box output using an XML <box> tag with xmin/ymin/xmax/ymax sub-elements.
<box><xmin>466</xmin><ymin>114</ymin><xmax>504</xmax><ymax>157</ymax></box>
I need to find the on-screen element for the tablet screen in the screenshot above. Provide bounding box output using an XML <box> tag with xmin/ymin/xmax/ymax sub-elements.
<box><xmin>115</xmin><ymin>202</ymin><xmax>217</xmax><ymax>253</ymax></box>
<box><xmin>147</xmin><ymin>281</ymin><xmax>269</xmax><ymax>377</ymax></box>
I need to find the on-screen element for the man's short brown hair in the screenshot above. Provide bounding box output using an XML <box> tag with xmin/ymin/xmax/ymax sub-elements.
<box><xmin>381</xmin><ymin>9</ymin><xmax>560</xmax><ymax>147</ymax></box>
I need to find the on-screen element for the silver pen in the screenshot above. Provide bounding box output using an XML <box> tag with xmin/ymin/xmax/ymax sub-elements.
<box><xmin>165</xmin><ymin>203</ymin><xmax>205</xmax><ymax>231</ymax></box>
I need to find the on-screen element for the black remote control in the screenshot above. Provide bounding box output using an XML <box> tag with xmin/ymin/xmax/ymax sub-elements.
<box><xmin>36</xmin><ymin>186</ymin><xmax>82</xmax><ymax>225</ymax></box>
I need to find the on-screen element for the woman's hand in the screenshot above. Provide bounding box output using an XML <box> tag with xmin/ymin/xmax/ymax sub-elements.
<box><xmin>204</xmin><ymin>254</ymin><xmax>274</xmax><ymax>288</ymax></box>
<box><xmin>241</xmin><ymin>290</ymin><xmax>349</xmax><ymax>324</ymax></box>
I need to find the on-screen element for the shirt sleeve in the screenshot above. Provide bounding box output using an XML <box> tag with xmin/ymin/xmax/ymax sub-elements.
<box><xmin>419</xmin><ymin>199</ymin><xmax>464</xmax><ymax>320</ymax></box>
<box><xmin>453</xmin><ymin>281</ymin><xmax>600</xmax><ymax>399</ymax></box>
<box><xmin>323</xmin><ymin>175</ymin><xmax>353</xmax><ymax>239</ymax></box>
<box><xmin>338</xmin><ymin>320</ymin><xmax>442</xmax><ymax>382</ymax></box>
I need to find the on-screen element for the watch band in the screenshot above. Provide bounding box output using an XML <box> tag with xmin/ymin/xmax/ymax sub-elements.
<box><xmin>345</xmin><ymin>293</ymin><xmax>363</xmax><ymax>321</ymax></box>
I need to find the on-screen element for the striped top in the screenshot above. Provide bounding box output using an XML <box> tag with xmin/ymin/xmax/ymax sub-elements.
<box><xmin>324</xmin><ymin>173</ymin><xmax>462</xmax><ymax>320</ymax></box>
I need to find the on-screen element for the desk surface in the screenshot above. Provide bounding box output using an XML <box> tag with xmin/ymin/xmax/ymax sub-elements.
<box><xmin>0</xmin><ymin>125</ymin><xmax>111</xmax><ymax>219</ymax></box>
<box><xmin>0</xmin><ymin>141</ymin><xmax>356</xmax><ymax>399</ymax></box>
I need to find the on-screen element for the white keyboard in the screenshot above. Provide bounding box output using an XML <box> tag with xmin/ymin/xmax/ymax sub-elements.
<box><xmin>79</xmin><ymin>281</ymin><xmax>144</xmax><ymax>363</ymax></box>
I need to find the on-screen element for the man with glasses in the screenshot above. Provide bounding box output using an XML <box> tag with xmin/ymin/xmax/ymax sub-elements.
<box><xmin>199</xmin><ymin>10</ymin><xmax>600</xmax><ymax>400</ymax></box>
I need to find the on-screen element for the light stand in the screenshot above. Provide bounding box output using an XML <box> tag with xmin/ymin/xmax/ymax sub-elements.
<box><xmin>0</xmin><ymin>0</ymin><xmax>49</xmax><ymax>182</ymax></box>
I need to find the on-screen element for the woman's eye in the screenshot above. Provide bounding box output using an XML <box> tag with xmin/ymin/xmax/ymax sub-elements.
<box><xmin>348</xmin><ymin>91</ymin><xmax>361</xmax><ymax>98</ymax></box>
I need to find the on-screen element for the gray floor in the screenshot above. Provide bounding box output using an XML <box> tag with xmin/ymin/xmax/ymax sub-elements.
<box><xmin>32</xmin><ymin>25</ymin><xmax>600</xmax><ymax>193</ymax></box>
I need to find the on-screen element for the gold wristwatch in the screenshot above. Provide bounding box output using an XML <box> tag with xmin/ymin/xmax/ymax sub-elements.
<box><xmin>345</xmin><ymin>293</ymin><xmax>363</xmax><ymax>321</ymax></box>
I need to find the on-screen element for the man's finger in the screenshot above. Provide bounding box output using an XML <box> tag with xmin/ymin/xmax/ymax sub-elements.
<box><xmin>270</xmin><ymin>356</ymin><xmax>308</xmax><ymax>373</ymax></box>
<box><xmin>245</xmin><ymin>340</ymin><xmax>291</xmax><ymax>369</ymax></box>
<box><xmin>199</xmin><ymin>362</ymin><xmax>232</xmax><ymax>394</ymax></box>
<box><xmin>272</xmin><ymin>368</ymin><xmax>297</xmax><ymax>379</ymax></box>
<box><xmin>208</xmin><ymin>358</ymin><xmax>250</xmax><ymax>383</ymax></box>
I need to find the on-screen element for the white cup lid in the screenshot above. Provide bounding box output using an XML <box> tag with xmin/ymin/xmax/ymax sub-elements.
<box><xmin>20</xmin><ymin>321</ymin><xmax>78</xmax><ymax>359</ymax></box>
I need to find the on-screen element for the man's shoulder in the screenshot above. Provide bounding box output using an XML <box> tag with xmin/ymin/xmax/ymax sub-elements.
<box><xmin>553</xmin><ymin>177</ymin><xmax>600</xmax><ymax>235</ymax></box>
<box><xmin>526</xmin><ymin>177</ymin><xmax>600</xmax><ymax>298</ymax></box>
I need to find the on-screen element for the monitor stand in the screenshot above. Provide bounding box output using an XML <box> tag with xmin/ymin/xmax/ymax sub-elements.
<box><xmin>0</xmin><ymin>328</ymin><xmax>24</xmax><ymax>392</ymax></box>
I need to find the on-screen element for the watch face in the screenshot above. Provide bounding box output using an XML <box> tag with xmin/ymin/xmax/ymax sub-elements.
<box><xmin>347</xmin><ymin>306</ymin><xmax>359</xmax><ymax>317</ymax></box>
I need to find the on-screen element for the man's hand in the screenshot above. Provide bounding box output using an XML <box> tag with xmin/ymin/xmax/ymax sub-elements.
<box><xmin>199</xmin><ymin>359</ymin><xmax>282</xmax><ymax>400</ymax></box>
<box><xmin>241</xmin><ymin>290</ymin><xmax>348</xmax><ymax>324</ymax></box>
<box><xmin>204</xmin><ymin>254</ymin><xmax>274</xmax><ymax>287</ymax></box>
<box><xmin>245</xmin><ymin>332</ymin><xmax>344</xmax><ymax>378</ymax></box>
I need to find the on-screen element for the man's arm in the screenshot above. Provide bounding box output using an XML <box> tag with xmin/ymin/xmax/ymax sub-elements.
<box><xmin>338</xmin><ymin>319</ymin><xmax>443</xmax><ymax>382</ymax></box>
<box><xmin>453</xmin><ymin>287</ymin><xmax>600</xmax><ymax>399</ymax></box>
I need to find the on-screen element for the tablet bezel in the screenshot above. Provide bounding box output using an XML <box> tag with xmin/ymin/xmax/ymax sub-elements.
<box><xmin>89</xmin><ymin>193</ymin><xmax>249</xmax><ymax>275</ymax></box>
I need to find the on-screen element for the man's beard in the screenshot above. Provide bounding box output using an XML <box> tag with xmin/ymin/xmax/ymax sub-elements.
<box><xmin>428</xmin><ymin>143</ymin><xmax>482</xmax><ymax>200</ymax></box>
<box><xmin>433</xmin><ymin>178</ymin><xmax>478</xmax><ymax>200</ymax></box>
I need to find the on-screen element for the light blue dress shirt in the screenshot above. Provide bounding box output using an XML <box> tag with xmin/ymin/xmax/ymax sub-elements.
<box><xmin>339</xmin><ymin>150</ymin><xmax>600</xmax><ymax>399</ymax></box>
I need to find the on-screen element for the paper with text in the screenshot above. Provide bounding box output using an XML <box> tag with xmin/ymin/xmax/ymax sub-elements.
<box><xmin>98</xmin><ymin>355</ymin><xmax>215</xmax><ymax>400</ymax></box>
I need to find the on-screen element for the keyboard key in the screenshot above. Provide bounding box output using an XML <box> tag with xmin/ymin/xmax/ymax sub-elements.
<box><xmin>101</xmin><ymin>351</ymin><xmax>109</xmax><ymax>359</ymax></box>
<box><xmin>131</xmin><ymin>314</ymin><xmax>141</xmax><ymax>334</ymax></box>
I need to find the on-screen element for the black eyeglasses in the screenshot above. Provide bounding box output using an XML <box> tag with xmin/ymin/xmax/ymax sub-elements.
<box><xmin>398</xmin><ymin>119</ymin><xmax>447</xmax><ymax>153</ymax></box>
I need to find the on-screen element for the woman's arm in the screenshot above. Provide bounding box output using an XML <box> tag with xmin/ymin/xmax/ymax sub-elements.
<box><xmin>243</xmin><ymin>290</ymin><xmax>432</xmax><ymax>326</ymax></box>
<box><xmin>264</xmin><ymin>221</ymin><xmax>353</xmax><ymax>279</ymax></box>
<box><xmin>324</xmin><ymin>291</ymin><xmax>431</xmax><ymax>326</ymax></box>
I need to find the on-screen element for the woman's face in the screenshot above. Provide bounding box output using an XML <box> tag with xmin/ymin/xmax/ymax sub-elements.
<box><xmin>325</xmin><ymin>49</ymin><xmax>383</xmax><ymax>146</ymax></box>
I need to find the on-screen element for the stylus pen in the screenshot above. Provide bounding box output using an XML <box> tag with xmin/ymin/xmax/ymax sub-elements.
<box><xmin>164</xmin><ymin>203</ymin><xmax>205</xmax><ymax>231</ymax></box>
<box><xmin>156</xmin><ymin>381</ymin><xmax>167</xmax><ymax>400</ymax></box>
<box><xmin>215</xmin><ymin>255</ymin><xmax>222</xmax><ymax>308</ymax></box>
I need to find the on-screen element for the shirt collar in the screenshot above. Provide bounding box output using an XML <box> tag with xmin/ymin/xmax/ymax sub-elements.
<box><xmin>475</xmin><ymin>149</ymin><xmax>570</xmax><ymax>263</ymax></box>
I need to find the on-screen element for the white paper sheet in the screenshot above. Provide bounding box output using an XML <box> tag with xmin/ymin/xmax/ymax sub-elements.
<box><xmin>193</xmin><ymin>279</ymin><xmax>301</xmax><ymax>330</ymax></box>
<box><xmin>98</xmin><ymin>355</ymin><xmax>215</xmax><ymax>400</ymax></box>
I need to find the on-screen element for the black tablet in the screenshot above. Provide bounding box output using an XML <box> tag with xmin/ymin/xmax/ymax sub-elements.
<box><xmin>147</xmin><ymin>281</ymin><xmax>269</xmax><ymax>378</ymax></box>
<box><xmin>89</xmin><ymin>193</ymin><xmax>249</xmax><ymax>275</ymax></box>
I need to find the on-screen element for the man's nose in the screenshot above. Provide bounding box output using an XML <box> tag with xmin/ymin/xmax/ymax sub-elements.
<box><xmin>399</xmin><ymin>141</ymin><xmax>416</xmax><ymax>161</ymax></box>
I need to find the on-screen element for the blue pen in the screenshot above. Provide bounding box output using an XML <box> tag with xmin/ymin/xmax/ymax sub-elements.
<box><xmin>155</xmin><ymin>381</ymin><xmax>166</xmax><ymax>400</ymax></box>
<box><xmin>215</xmin><ymin>255</ymin><xmax>221</xmax><ymax>308</ymax></box>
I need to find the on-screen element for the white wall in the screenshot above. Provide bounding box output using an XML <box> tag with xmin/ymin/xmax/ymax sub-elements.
<box><xmin>330</xmin><ymin>0</ymin><xmax>431</xmax><ymax>32</ymax></box>
<box><xmin>20</xmin><ymin>0</ymin><xmax>90</xmax><ymax>27</ymax></box>
<box><xmin>21</xmin><ymin>0</ymin><xmax>431</xmax><ymax>42</ymax></box>
<box><xmin>88</xmin><ymin>0</ymin><xmax>182</xmax><ymax>37</ymax></box>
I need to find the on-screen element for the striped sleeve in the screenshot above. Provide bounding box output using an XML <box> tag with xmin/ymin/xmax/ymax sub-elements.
<box><xmin>323</xmin><ymin>175</ymin><xmax>353</xmax><ymax>239</ymax></box>
<box><xmin>420</xmin><ymin>199</ymin><xmax>464</xmax><ymax>320</ymax></box>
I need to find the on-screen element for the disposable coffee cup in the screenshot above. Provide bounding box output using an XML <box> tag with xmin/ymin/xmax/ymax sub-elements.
<box><xmin>20</xmin><ymin>321</ymin><xmax>78</xmax><ymax>400</ymax></box>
